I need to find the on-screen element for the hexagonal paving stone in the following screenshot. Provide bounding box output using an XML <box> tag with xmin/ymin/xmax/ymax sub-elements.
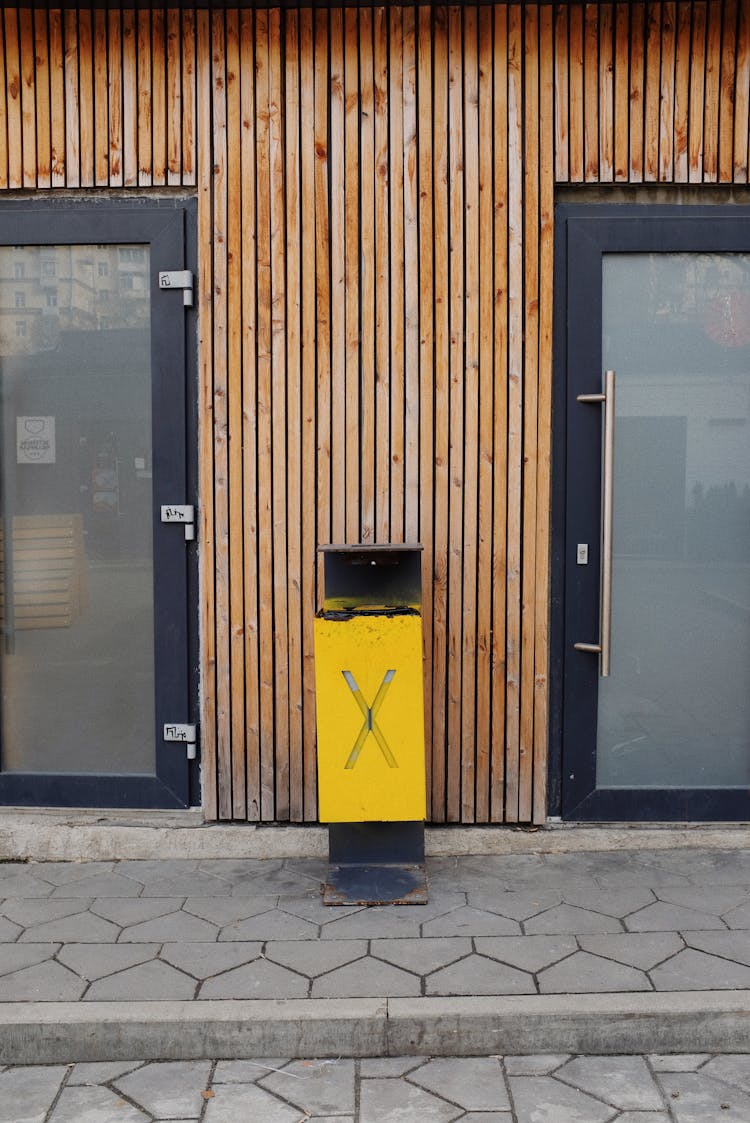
<box><xmin>657</xmin><ymin>1072</ymin><xmax>750</xmax><ymax>1122</ymax></box>
<box><xmin>650</xmin><ymin>948</ymin><xmax>750</xmax><ymax>990</ymax></box>
<box><xmin>466</xmin><ymin>889</ymin><xmax>562</xmax><ymax>921</ymax></box>
<box><xmin>422</xmin><ymin>907</ymin><xmax>521</xmax><ymax>938</ymax></box>
<box><xmin>318</xmin><ymin>909</ymin><xmax>422</xmax><ymax>940</ymax></box>
<box><xmin>260</xmin><ymin>1059</ymin><xmax>356</xmax><ymax>1116</ymax></box>
<box><xmin>0</xmin><ymin>960</ymin><xmax>86</xmax><ymax>1001</ymax></box>
<box><xmin>360</xmin><ymin>1077</ymin><xmax>461</xmax><ymax>1122</ymax></box>
<box><xmin>213</xmin><ymin>1059</ymin><xmax>291</xmax><ymax>1083</ymax></box>
<box><xmin>700</xmin><ymin>1055</ymin><xmax>750</xmax><ymax>1092</ymax></box>
<box><xmin>0</xmin><ymin>1065</ymin><xmax>68</xmax><ymax>1123</ymax></box>
<box><xmin>560</xmin><ymin>888</ymin><xmax>656</xmax><ymax>917</ymax></box>
<box><xmin>265</xmin><ymin>938</ymin><xmax>368</xmax><ymax>977</ymax></box>
<box><xmin>68</xmin><ymin>1061</ymin><xmax>145</xmax><ymax>1085</ymax></box>
<box><xmin>311</xmin><ymin>956</ymin><xmax>420</xmax><ymax>998</ymax></box>
<box><xmin>49</xmin><ymin>874</ymin><xmax>142</xmax><ymax>898</ymax></box>
<box><xmin>114</xmin><ymin>1060</ymin><xmax>212</xmax><ymax>1118</ymax></box>
<box><xmin>425</xmin><ymin>954</ymin><xmax>534</xmax><ymax>996</ymax></box>
<box><xmin>624</xmin><ymin>902</ymin><xmax>725</xmax><ymax>932</ymax></box>
<box><xmin>0</xmin><ymin>916</ymin><xmax>22</xmax><ymax>941</ymax></box>
<box><xmin>57</xmin><ymin>944</ymin><xmax>159</xmax><ymax>982</ymax></box>
<box><xmin>120</xmin><ymin>910</ymin><xmax>219</xmax><ymax>943</ymax></box>
<box><xmin>723</xmin><ymin>901</ymin><xmax>750</xmax><ymax>929</ymax></box>
<box><xmin>219</xmin><ymin>909</ymin><xmax>319</xmax><ymax>942</ymax></box>
<box><xmin>648</xmin><ymin>1055</ymin><xmax>710</xmax><ymax>1072</ymax></box>
<box><xmin>655</xmin><ymin>886</ymin><xmax>750</xmax><ymax>915</ymax></box>
<box><xmin>203</xmin><ymin>1083</ymin><xmax>303</xmax><ymax>1122</ymax></box>
<box><xmin>48</xmin><ymin>1086</ymin><xmax>149</xmax><ymax>1123</ymax></box>
<box><xmin>0</xmin><ymin>944</ymin><xmax>58</xmax><ymax>977</ymax></box>
<box><xmin>0</xmin><ymin>872</ymin><xmax>54</xmax><ymax>898</ymax></box>
<box><xmin>556</xmin><ymin>1056</ymin><xmax>663</xmax><ymax>1110</ymax></box>
<box><xmin>475</xmin><ymin>935</ymin><xmax>577</xmax><ymax>973</ymax></box>
<box><xmin>410</xmin><ymin>1057</ymin><xmax>511</xmax><ymax>1112</ymax></box>
<box><xmin>683</xmin><ymin>930</ymin><xmax>750</xmax><ymax>967</ymax></box>
<box><xmin>19</xmin><ymin>911</ymin><xmax>120</xmax><ymax>944</ymax></box>
<box><xmin>183</xmin><ymin>896</ymin><xmax>279</xmax><ymax>924</ymax></box>
<box><xmin>360</xmin><ymin>1057</ymin><xmax>427</xmax><ymax>1077</ymax></box>
<box><xmin>90</xmin><ymin>897</ymin><xmax>178</xmax><ymax>925</ymax></box>
<box><xmin>160</xmin><ymin>941</ymin><xmax>263</xmax><ymax>979</ymax></box>
<box><xmin>537</xmin><ymin>950</ymin><xmax>650</xmax><ymax>993</ymax></box>
<box><xmin>508</xmin><ymin>1076</ymin><xmax>616</xmax><ymax>1123</ymax></box>
<box><xmin>504</xmin><ymin>1056</ymin><xmax>571</xmax><ymax>1076</ymax></box>
<box><xmin>84</xmin><ymin>959</ymin><xmax>197</xmax><ymax>1001</ymax></box>
<box><xmin>523</xmin><ymin>904</ymin><xmax>622</xmax><ymax>936</ymax></box>
<box><xmin>578</xmin><ymin>932</ymin><xmax>684</xmax><ymax>971</ymax></box>
<box><xmin>199</xmin><ymin>957</ymin><xmax>309</xmax><ymax>999</ymax></box>
<box><xmin>370</xmin><ymin>937</ymin><xmax>471</xmax><ymax>975</ymax></box>
<box><xmin>2</xmin><ymin>898</ymin><xmax>87</xmax><ymax>927</ymax></box>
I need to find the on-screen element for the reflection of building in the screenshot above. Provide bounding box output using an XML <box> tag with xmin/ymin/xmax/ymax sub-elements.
<box><xmin>0</xmin><ymin>245</ymin><xmax>149</xmax><ymax>355</ymax></box>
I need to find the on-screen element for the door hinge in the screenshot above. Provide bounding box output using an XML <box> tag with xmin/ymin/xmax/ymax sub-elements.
<box><xmin>158</xmin><ymin>269</ymin><xmax>194</xmax><ymax>307</ymax></box>
<box><xmin>164</xmin><ymin>722</ymin><xmax>198</xmax><ymax>760</ymax></box>
<box><xmin>161</xmin><ymin>504</ymin><xmax>196</xmax><ymax>541</ymax></box>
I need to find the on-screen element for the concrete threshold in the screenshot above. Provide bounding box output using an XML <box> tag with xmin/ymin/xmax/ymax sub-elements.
<box><xmin>2</xmin><ymin>992</ymin><xmax>749</xmax><ymax>1064</ymax></box>
<box><xmin>1</xmin><ymin>808</ymin><xmax>749</xmax><ymax>861</ymax></box>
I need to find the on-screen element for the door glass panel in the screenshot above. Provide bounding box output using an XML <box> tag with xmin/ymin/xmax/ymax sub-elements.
<box><xmin>598</xmin><ymin>253</ymin><xmax>750</xmax><ymax>788</ymax></box>
<box><xmin>0</xmin><ymin>244</ymin><xmax>154</xmax><ymax>774</ymax></box>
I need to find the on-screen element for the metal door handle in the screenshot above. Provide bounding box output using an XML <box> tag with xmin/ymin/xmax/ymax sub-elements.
<box><xmin>574</xmin><ymin>369</ymin><xmax>615</xmax><ymax>677</ymax></box>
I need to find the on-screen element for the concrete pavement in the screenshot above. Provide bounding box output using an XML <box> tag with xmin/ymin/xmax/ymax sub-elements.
<box><xmin>3</xmin><ymin>1052</ymin><xmax>750</xmax><ymax>1121</ymax></box>
<box><xmin>1</xmin><ymin>846</ymin><xmax>750</xmax><ymax>1062</ymax></box>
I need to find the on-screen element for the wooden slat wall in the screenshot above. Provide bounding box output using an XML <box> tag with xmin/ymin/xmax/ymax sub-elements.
<box><xmin>0</xmin><ymin>4</ymin><xmax>747</xmax><ymax>824</ymax></box>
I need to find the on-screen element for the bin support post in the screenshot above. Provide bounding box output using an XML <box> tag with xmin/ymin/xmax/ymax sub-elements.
<box><xmin>324</xmin><ymin>821</ymin><xmax>427</xmax><ymax>905</ymax></box>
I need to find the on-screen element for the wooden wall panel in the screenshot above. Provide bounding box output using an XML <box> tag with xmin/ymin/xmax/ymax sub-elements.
<box><xmin>1</xmin><ymin>4</ymin><xmax>747</xmax><ymax>824</ymax></box>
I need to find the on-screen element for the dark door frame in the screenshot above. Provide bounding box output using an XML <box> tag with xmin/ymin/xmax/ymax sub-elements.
<box><xmin>550</xmin><ymin>202</ymin><xmax>750</xmax><ymax>822</ymax></box>
<box><xmin>0</xmin><ymin>197</ymin><xmax>199</xmax><ymax>809</ymax></box>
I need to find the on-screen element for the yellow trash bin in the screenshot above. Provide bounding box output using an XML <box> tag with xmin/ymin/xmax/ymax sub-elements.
<box><xmin>314</xmin><ymin>545</ymin><xmax>427</xmax><ymax>826</ymax></box>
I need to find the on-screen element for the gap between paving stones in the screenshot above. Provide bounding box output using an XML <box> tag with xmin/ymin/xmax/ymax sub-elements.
<box><xmin>2</xmin><ymin>992</ymin><xmax>750</xmax><ymax>1065</ymax></box>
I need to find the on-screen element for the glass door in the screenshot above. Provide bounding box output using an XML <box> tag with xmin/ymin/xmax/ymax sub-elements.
<box><xmin>558</xmin><ymin>207</ymin><xmax>750</xmax><ymax>820</ymax></box>
<box><xmin>0</xmin><ymin>203</ymin><xmax>195</xmax><ymax>808</ymax></box>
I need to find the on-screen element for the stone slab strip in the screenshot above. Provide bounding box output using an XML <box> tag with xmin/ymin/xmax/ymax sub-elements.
<box><xmin>1</xmin><ymin>992</ymin><xmax>749</xmax><ymax>1065</ymax></box>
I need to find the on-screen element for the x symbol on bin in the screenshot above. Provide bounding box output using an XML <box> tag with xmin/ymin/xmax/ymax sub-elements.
<box><xmin>341</xmin><ymin>669</ymin><xmax>398</xmax><ymax>770</ymax></box>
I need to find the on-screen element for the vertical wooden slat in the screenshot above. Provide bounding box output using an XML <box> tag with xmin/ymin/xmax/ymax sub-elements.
<box><xmin>137</xmin><ymin>10</ymin><xmax>152</xmax><ymax>185</ymax></box>
<box><xmin>505</xmin><ymin>2</ymin><xmax>523</xmax><ymax>822</ymax></box>
<box><xmin>461</xmin><ymin>5</ymin><xmax>479</xmax><ymax>822</ymax></box>
<box><xmin>491</xmin><ymin>1</ymin><xmax>508</xmax><ymax>823</ymax></box>
<box><xmin>519</xmin><ymin>2</ymin><xmax>540</xmax><ymax>825</ymax></box>
<box><xmin>644</xmin><ymin>2</ymin><xmax>661</xmax><ymax>181</ymax></box>
<box><xmin>93</xmin><ymin>9</ymin><xmax>109</xmax><ymax>186</ymax></box>
<box><xmin>63</xmin><ymin>10</ymin><xmax>80</xmax><ymax>188</ymax></box>
<box><xmin>568</xmin><ymin>2</ymin><xmax>584</xmax><ymax>180</ymax></box>
<box><xmin>475</xmin><ymin>4</ymin><xmax>493</xmax><ymax>823</ymax></box>
<box><xmin>78</xmin><ymin>7</ymin><xmax>93</xmax><ymax>187</ymax></box>
<box><xmin>360</xmin><ymin>9</ymin><xmax>376</xmax><ymax>545</ymax></box>
<box><xmin>0</xmin><ymin>16</ymin><xmax>7</xmax><ymax>191</ymax></box>
<box><xmin>613</xmin><ymin>3</ymin><xmax>630</xmax><ymax>181</ymax></box>
<box><xmin>446</xmin><ymin>4</ymin><xmax>464</xmax><ymax>822</ymax></box>
<box><xmin>583</xmin><ymin>2</ymin><xmax>599</xmax><ymax>180</ymax></box>
<box><xmin>255</xmin><ymin>8</ymin><xmax>275</xmax><ymax>821</ymax></box>
<box><xmin>182</xmin><ymin>9</ymin><xmax>196</xmax><ymax>185</ymax></box>
<box><xmin>403</xmin><ymin>6</ymin><xmax>420</xmax><ymax>545</ymax></box>
<box><xmin>431</xmin><ymin>5</ymin><xmax>450</xmax><ymax>823</ymax></box>
<box><xmin>196</xmin><ymin>7</ymin><xmax>217</xmax><ymax>820</ymax></box>
<box><xmin>19</xmin><ymin>8</ymin><xmax>36</xmax><ymax>188</ymax></box>
<box><xmin>240</xmin><ymin>9</ymin><xmax>260</xmax><ymax>821</ymax></box>
<box><xmin>674</xmin><ymin>1</ymin><xmax>692</xmax><ymax>182</ymax></box>
<box><xmin>285</xmin><ymin>8</ymin><xmax>304</xmax><ymax>821</ymax></box>
<box><xmin>329</xmin><ymin>10</ymin><xmax>346</xmax><ymax>546</ymax></box>
<box><xmin>659</xmin><ymin>1</ymin><xmax>676</xmax><ymax>181</ymax></box>
<box><xmin>211</xmin><ymin>10</ymin><xmax>232</xmax><ymax>821</ymax></box>
<box><xmin>735</xmin><ymin>0</ymin><xmax>750</xmax><ymax>181</ymax></box>
<box><xmin>554</xmin><ymin>4</ymin><xmax>570</xmax><ymax>182</ymax></box>
<box><xmin>719</xmin><ymin>0</ymin><xmax>738</xmax><ymax>182</ymax></box>
<box><xmin>269</xmin><ymin>7</ymin><xmax>290</xmax><ymax>821</ymax></box>
<box><xmin>314</xmin><ymin>8</ymin><xmax>331</xmax><ymax>595</ymax></box>
<box><xmin>534</xmin><ymin>0</ymin><xmax>555</xmax><ymax>825</ymax></box>
<box><xmin>6</xmin><ymin>10</ymin><xmax>23</xmax><ymax>190</ymax></box>
<box><xmin>599</xmin><ymin>3</ymin><xmax>614</xmax><ymax>182</ymax></box>
<box><xmin>226</xmin><ymin>9</ymin><xmax>246</xmax><ymax>821</ymax></box>
<box><xmin>151</xmin><ymin>9</ymin><xmax>166</xmax><ymax>186</ymax></box>
<box><xmin>374</xmin><ymin>6</ymin><xmax>390</xmax><ymax>544</ymax></box>
<box><xmin>703</xmin><ymin>0</ymin><xmax>722</xmax><ymax>181</ymax></box>
<box><xmin>34</xmin><ymin>10</ymin><xmax>51</xmax><ymax>188</ymax></box>
<box><xmin>629</xmin><ymin>1</ymin><xmax>646</xmax><ymax>181</ymax></box>
<box><xmin>344</xmin><ymin>9</ymin><xmax>360</xmax><ymax>543</ymax></box>
<box><xmin>389</xmin><ymin>7</ymin><xmax>405</xmax><ymax>542</ymax></box>
<box><xmin>299</xmin><ymin>7</ymin><xmax>318</xmax><ymax>820</ymax></box>
<box><xmin>107</xmin><ymin>10</ymin><xmax>122</xmax><ymax>187</ymax></box>
<box><xmin>167</xmin><ymin>9</ymin><xmax>181</xmax><ymax>184</ymax></box>
<box><xmin>122</xmin><ymin>9</ymin><xmax>137</xmax><ymax>187</ymax></box>
<box><xmin>689</xmin><ymin>2</ymin><xmax>708</xmax><ymax>180</ymax></box>
<box><xmin>418</xmin><ymin>4</ymin><xmax>434</xmax><ymax>820</ymax></box>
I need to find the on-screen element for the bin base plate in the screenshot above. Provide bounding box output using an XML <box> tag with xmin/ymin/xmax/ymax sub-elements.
<box><xmin>323</xmin><ymin>862</ymin><xmax>427</xmax><ymax>906</ymax></box>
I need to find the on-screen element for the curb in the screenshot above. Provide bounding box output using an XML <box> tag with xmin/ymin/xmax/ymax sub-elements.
<box><xmin>2</xmin><ymin>992</ymin><xmax>749</xmax><ymax>1064</ymax></box>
